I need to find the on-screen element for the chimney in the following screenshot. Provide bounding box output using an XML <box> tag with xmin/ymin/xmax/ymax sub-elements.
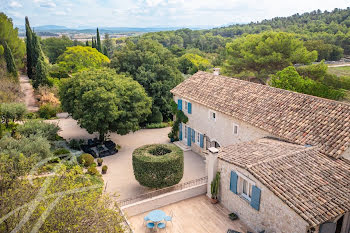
<box><xmin>207</xmin><ymin>147</ymin><xmax>219</xmax><ymax>198</ymax></box>
<box><xmin>213</xmin><ymin>68</ymin><xmax>220</xmax><ymax>76</ymax></box>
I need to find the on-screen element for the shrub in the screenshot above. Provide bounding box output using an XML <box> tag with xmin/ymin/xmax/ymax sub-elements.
<box><xmin>68</xmin><ymin>139</ymin><xmax>83</xmax><ymax>150</ymax></box>
<box><xmin>78</xmin><ymin>153</ymin><xmax>95</xmax><ymax>167</ymax></box>
<box><xmin>148</xmin><ymin>107</ymin><xmax>163</xmax><ymax>123</ymax></box>
<box><xmin>145</xmin><ymin>122</ymin><xmax>168</xmax><ymax>129</ymax></box>
<box><xmin>16</xmin><ymin>120</ymin><xmax>60</xmax><ymax>141</ymax></box>
<box><xmin>87</xmin><ymin>166</ymin><xmax>100</xmax><ymax>176</ymax></box>
<box><xmin>97</xmin><ymin>158</ymin><xmax>103</xmax><ymax>166</ymax></box>
<box><xmin>132</xmin><ymin>144</ymin><xmax>184</xmax><ymax>188</ymax></box>
<box><xmin>54</xmin><ymin>148</ymin><xmax>70</xmax><ymax>157</ymax></box>
<box><xmin>38</xmin><ymin>103</ymin><xmax>59</xmax><ymax>119</ymax></box>
<box><xmin>102</xmin><ymin>165</ymin><xmax>108</xmax><ymax>174</ymax></box>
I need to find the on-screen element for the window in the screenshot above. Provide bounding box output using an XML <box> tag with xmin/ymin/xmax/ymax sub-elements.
<box><xmin>209</xmin><ymin>110</ymin><xmax>216</xmax><ymax>122</ymax></box>
<box><xmin>196</xmin><ymin>131</ymin><xmax>200</xmax><ymax>144</ymax></box>
<box><xmin>233</xmin><ymin>123</ymin><xmax>239</xmax><ymax>135</ymax></box>
<box><xmin>184</xmin><ymin>100</ymin><xmax>188</xmax><ymax>111</ymax></box>
<box><xmin>238</xmin><ymin>175</ymin><xmax>254</xmax><ymax>201</ymax></box>
<box><xmin>184</xmin><ymin>126</ymin><xmax>187</xmax><ymax>139</ymax></box>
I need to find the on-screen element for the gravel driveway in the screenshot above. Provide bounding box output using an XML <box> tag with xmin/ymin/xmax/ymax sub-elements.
<box><xmin>48</xmin><ymin>117</ymin><xmax>206</xmax><ymax>200</ymax></box>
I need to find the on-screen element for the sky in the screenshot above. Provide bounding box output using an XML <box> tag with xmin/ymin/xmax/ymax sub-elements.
<box><xmin>1</xmin><ymin>0</ymin><xmax>349</xmax><ymax>28</ymax></box>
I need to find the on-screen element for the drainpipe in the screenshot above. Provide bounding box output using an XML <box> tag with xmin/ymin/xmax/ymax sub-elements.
<box><xmin>207</xmin><ymin>147</ymin><xmax>219</xmax><ymax>198</ymax></box>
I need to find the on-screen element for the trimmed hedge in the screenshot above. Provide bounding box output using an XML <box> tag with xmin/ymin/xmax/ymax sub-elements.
<box><xmin>132</xmin><ymin>144</ymin><xmax>184</xmax><ymax>188</ymax></box>
<box><xmin>78</xmin><ymin>153</ymin><xmax>95</xmax><ymax>167</ymax></box>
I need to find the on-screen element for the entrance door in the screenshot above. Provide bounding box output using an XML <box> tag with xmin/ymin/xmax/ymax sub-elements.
<box><xmin>187</xmin><ymin>127</ymin><xmax>192</xmax><ymax>146</ymax></box>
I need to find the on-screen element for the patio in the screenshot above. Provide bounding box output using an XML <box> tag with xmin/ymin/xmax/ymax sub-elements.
<box><xmin>128</xmin><ymin>195</ymin><xmax>250</xmax><ymax>233</ymax></box>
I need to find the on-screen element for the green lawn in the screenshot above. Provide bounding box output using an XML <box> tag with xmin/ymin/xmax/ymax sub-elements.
<box><xmin>328</xmin><ymin>66</ymin><xmax>350</xmax><ymax>77</ymax></box>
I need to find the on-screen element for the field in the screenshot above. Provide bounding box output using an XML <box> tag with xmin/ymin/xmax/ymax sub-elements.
<box><xmin>328</xmin><ymin>66</ymin><xmax>350</xmax><ymax>77</ymax></box>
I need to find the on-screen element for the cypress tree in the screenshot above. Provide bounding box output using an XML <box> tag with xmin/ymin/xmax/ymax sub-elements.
<box><xmin>3</xmin><ymin>41</ymin><xmax>18</xmax><ymax>78</ymax></box>
<box><xmin>96</xmin><ymin>28</ymin><xmax>102</xmax><ymax>52</ymax></box>
<box><xmin>25</xmin><ymin>16</ymin><xmax>34</xmax><ymax>79</ymax></box>
<box><xmin>33</xmin><ymin>58</ymin><xmax>49</xmax><ymax>88</ymax></box>
<box><xmin>103</xmin><ymin>46</ymin><xmax>108</xmax><ymax>57</ymax></box>
<box><xmin>92</xmin><ymin>37</ymin><xmax>95</xmax><ymax>48</ymax></box>
<box><xmin>86</xmin><ymin>40</ymin><xmax>89</xmax><ymax>46</ymax></box>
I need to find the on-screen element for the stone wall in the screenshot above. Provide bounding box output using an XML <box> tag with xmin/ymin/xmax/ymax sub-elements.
<box><xmin>218</xmin><ymin>160</ymin><xmax>309</xmax><ymax>233</ymax></box>
<box><xmin>174</xmin><ymin>95</ymin><xmax>271</xmax><ymax>150</ymax></box>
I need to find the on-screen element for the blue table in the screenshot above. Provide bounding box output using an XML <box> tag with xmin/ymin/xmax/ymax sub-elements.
<box><xmin>147</xmin><ymin>210</ymin><xmax>166</xmax><ymax>222</ymax></box>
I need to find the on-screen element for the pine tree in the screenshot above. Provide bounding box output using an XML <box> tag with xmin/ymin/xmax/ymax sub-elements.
<box><xmin>3</xmin><ymin>41</ymin><xmax>18</xmax><ymax>78</ymax></box>
<box><xmin>96</xmin><ymin>28</ymin><xmax>102</xmax><ymax>52</ymax></box>
<box><xmin>25</xmin><ymin>16</ymin><xmax>34</xmax><ymax>79</ymax></box>
<box><xmin>103</xmin><ymin>46</ymin><xmax>108</xmax><ymax>57</ymax></box>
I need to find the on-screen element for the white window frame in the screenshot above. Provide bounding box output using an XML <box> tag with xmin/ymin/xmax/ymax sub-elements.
<box><xmin>236</xmin><ymin>171</ymin><xmax>255</xmax><ymax>202</ymax></box>
<box><xmin>209</xmin><ymin>110</ymin><xmax>217</xmax><ymax>122</ymax></box>
<box><xmin>196</xmin><ymin>130</ymin><xmax>201</xmax><ymax>145</ymax></box>
<box><xmin>184</xmin><ymin>100</ymin><xmax>188</xmax><ymax>111</ymax></box>
<box><xmin>233</xmin><ymin>123</ymin><xmax>239</xmax><ymax>135</ymax></box>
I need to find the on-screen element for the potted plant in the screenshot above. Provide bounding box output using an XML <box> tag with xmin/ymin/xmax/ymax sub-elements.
<box><xmin>210</xmin><ymin>172</ymin><xmax>220</xmax><ymax>204</ymax></box>
<box><xmin>102</xmin><ymin>165</ymin><xmax>108</xmax><ymax>174</ymax></box>
<box><xmin>228</xmin><ymin>212</ymin><xmax>239</xmax><ymax>221</ymax></box>
<box><xmin>97</xmin><ymin>158</ymin><xmax>103</xmax><ymax>166</ymax></box>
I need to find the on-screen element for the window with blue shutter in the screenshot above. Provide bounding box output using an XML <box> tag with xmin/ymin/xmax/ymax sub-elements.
<box><xmin>200</xmin><ymin>134</ymin><xmax>204</xmax><ymax>148</ymax></box>
<box><xmin>192</xmin><ymin>129</ymin><xmax>195</xmax><ymax>142</ymax></box>
<box><xmin>178</xmin><ymin>99</ymin><xmax>182</xmax><ymax>110</ymax></box>
<box><xmin>230</xmin><ymin>171</ymin><xmax>238</xmax><ymax>194</ymax></box>
<box><xmin>250</xmin><ymin>185</ymin><xmax>261</xmax><ymax>211</ymax></box>
<box><xmin>179</xmin><ymin>123</ymin><xmax>182</xmax><ymax>140</ymax></box>
<box><xmin>188</xmin><ymin>102</ymin><xmax>192</xmax><ymax>114</ymax></box>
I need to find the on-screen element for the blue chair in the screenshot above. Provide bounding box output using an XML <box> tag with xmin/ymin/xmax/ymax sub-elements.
<box><xmin>158</xmin><ymin>222</ymin><xmax>166</xmax><ymax>230</ymax></box>
<box><xmin>146</xmin><ymin>222</ymin><xmax>155</xmax><ymax>231</ymax></box>
<box><xmin>143</xmin><ymin>216</ymin><xmax>150</xmax><ymax>226</ymax></box>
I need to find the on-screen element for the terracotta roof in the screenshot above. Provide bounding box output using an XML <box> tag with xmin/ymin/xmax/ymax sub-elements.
<box><xmin>218</xmin><ymin>138</ymin><xmax>350</xmax><ymax>226</ymax></box>
<box><xmin>171</xmin><ymin>71</ymin><xmax>350</xmax><ymax>158</ymax></box>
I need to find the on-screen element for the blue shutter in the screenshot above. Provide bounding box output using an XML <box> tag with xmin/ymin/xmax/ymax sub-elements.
<box><xmin>179</xmin><ymin>123</ymin><xmax>182</xmax><ymax>140</ymax></box>
<box><xmin>200</xmin><ymin>134</ymin><xmax>204</xmax><ymax>148</ymax></box>
<box><xmin>178</xmin><ymin>99</ymin><xmax>182</xmax><ymax>110</ymax></box>
<box><xmin>230</xmin><ymin>171</ymin><xmax>238</xmax><ymax>194</ymax></box>
<box><xmin>187</xmin><ymin>127</ymin><xmax>192</xmax><ymax>146</ymax></box>
<box><xmin>192</xmin><ymin>129</ymin><xmax>195</xmax><ymax>142</ymax></box>
<box><xmin>251</xmin><ymin>185</ymin><xmax>261</xmax><ymax>211</ymax></box>
<box><xmin>188</xmin><ymin>102</ymin><xmax>192</xmax><ymax>114</ymax></box>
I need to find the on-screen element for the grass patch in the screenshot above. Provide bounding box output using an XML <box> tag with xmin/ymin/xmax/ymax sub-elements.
<box><xmin>328</xmin><ymin>66</ymin><xmax>350</xmax><ymax>77</ymax></box>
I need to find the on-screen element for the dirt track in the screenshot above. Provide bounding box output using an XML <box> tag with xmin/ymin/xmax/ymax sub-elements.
<box><xmin>19</xmin><ymin>75</ymin><xmax>38</xmax><ymax>112</ymax></box>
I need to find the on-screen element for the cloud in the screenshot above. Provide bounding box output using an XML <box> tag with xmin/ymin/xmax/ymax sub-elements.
<box><xmin>9</xmin><ymin>1</ymin><xmax>22</xmax><ymax>8</ymax></box>
<box><xmin>40</xmin><ymin>2</ymin><xmax>56</xmax><ymax>8</ymax></box>
<box><xmin>55</xmin><ymin>11</ymin><xmax>67</xmax><ymax>15</ymax></box>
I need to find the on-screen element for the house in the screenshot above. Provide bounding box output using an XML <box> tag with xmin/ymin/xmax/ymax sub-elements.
<box><xmin>171</xmin><ymin>71</ymin><xmax>350</xmax><ymax>233</ymax></box>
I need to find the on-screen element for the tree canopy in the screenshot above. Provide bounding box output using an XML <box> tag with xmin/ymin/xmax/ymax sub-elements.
<box><xmin>41</xmin><ymin>36</ymin><xmax>76</xmax><ymax>63</ymax></box>
<box><xmin>57</xmin><ymin>46</ymin><xmax>110</xmax><ymax>74</ymax></box>
<box><xmin>110</xmin><ymin>39</ymin><xmax>183</xmax><ymax>120</ymax></box>
<box><xmin>178</xmin><ymin>53</ymin><xmax>211</xmax><ymax>74</ymax></box>
<box><xmin>270</xmin><ymin>66</ymin><xmax>345</xmax><ymax>100</ymax></box>
<box><xmin>59</xmin><ymin>68</ymin><xmax>151</xmax><ymax>141</ymax></box>
<box><xmin>223</xmin><ymin>31</ymin><xmax>318</xmax><ymax>80</ymax></box>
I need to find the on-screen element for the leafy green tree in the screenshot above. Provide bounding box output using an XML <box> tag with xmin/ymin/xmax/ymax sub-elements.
<box><xmin>0</xmin><ymin>13</ymin><xmax>25</xmax><ymax>70</ymax></box>
<box><xmin>223</xmin><ymin>31</ymin><xmax>317</xmax><ymax>80</ymax></box>
<box><xmin>16</xmin><ymin>120</ymin><xmax>59</xmax><ymax>141</ymax></box>
<box><xmin>270</xmin><ymin>66</ymin><xmax>345</xmax><ymax>100</ymax></box>
<box><xmin>33</xmin><ymin>58</ymin><xmax>49</xmax><ymax>88</ymax></box>
<box><xmin>41</xmin><ymin>36</ymin><xmax>74</xmax><ymax>63</ymax></box>
<box><xmin>96</xmin><ymin>28</ymin><xmax>102</xmax><ymax>52</ymax></box>
<box><xmin>103</xmin><ymin>46</ymin><xmax>108</xmax><ymax>57</ymax></box>
<box><xmin>0</xmin><ymin>102</ymin><xmax>26</xmax><ymax>127</ymax></box>
<box><xmin>57</xmin><ymin>46</ymin><xmax>110</xmax><ymax>74</ymax></box>
<box><xmin>304</xmin><ymin>40</ymin><xmax>344</xmax><ymax>61</ymax></box>
<box><xmin>59</xmin><ymin>68</ymin><xmax>152</xmax><ymax>141</ymax></box>
<box><xmin>178</xmin><ymin>53</ymin><xmax>211</xmax><ymax>74</ymax></box>
<box><xmin>3</xmin><ymin>41</ymin><xmax>17</xmax><ymax>78</ymax></box>
<box><xmin>110</xmin><ymin>39</ymin><xmax>183</xmax><ymax>120</ymax></box>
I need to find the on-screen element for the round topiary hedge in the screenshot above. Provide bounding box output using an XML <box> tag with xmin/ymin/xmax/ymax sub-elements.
<box><xmin>132</xmin><ymin>144</ymin><xmax>184</xmax><ymax>188</ymax></box>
